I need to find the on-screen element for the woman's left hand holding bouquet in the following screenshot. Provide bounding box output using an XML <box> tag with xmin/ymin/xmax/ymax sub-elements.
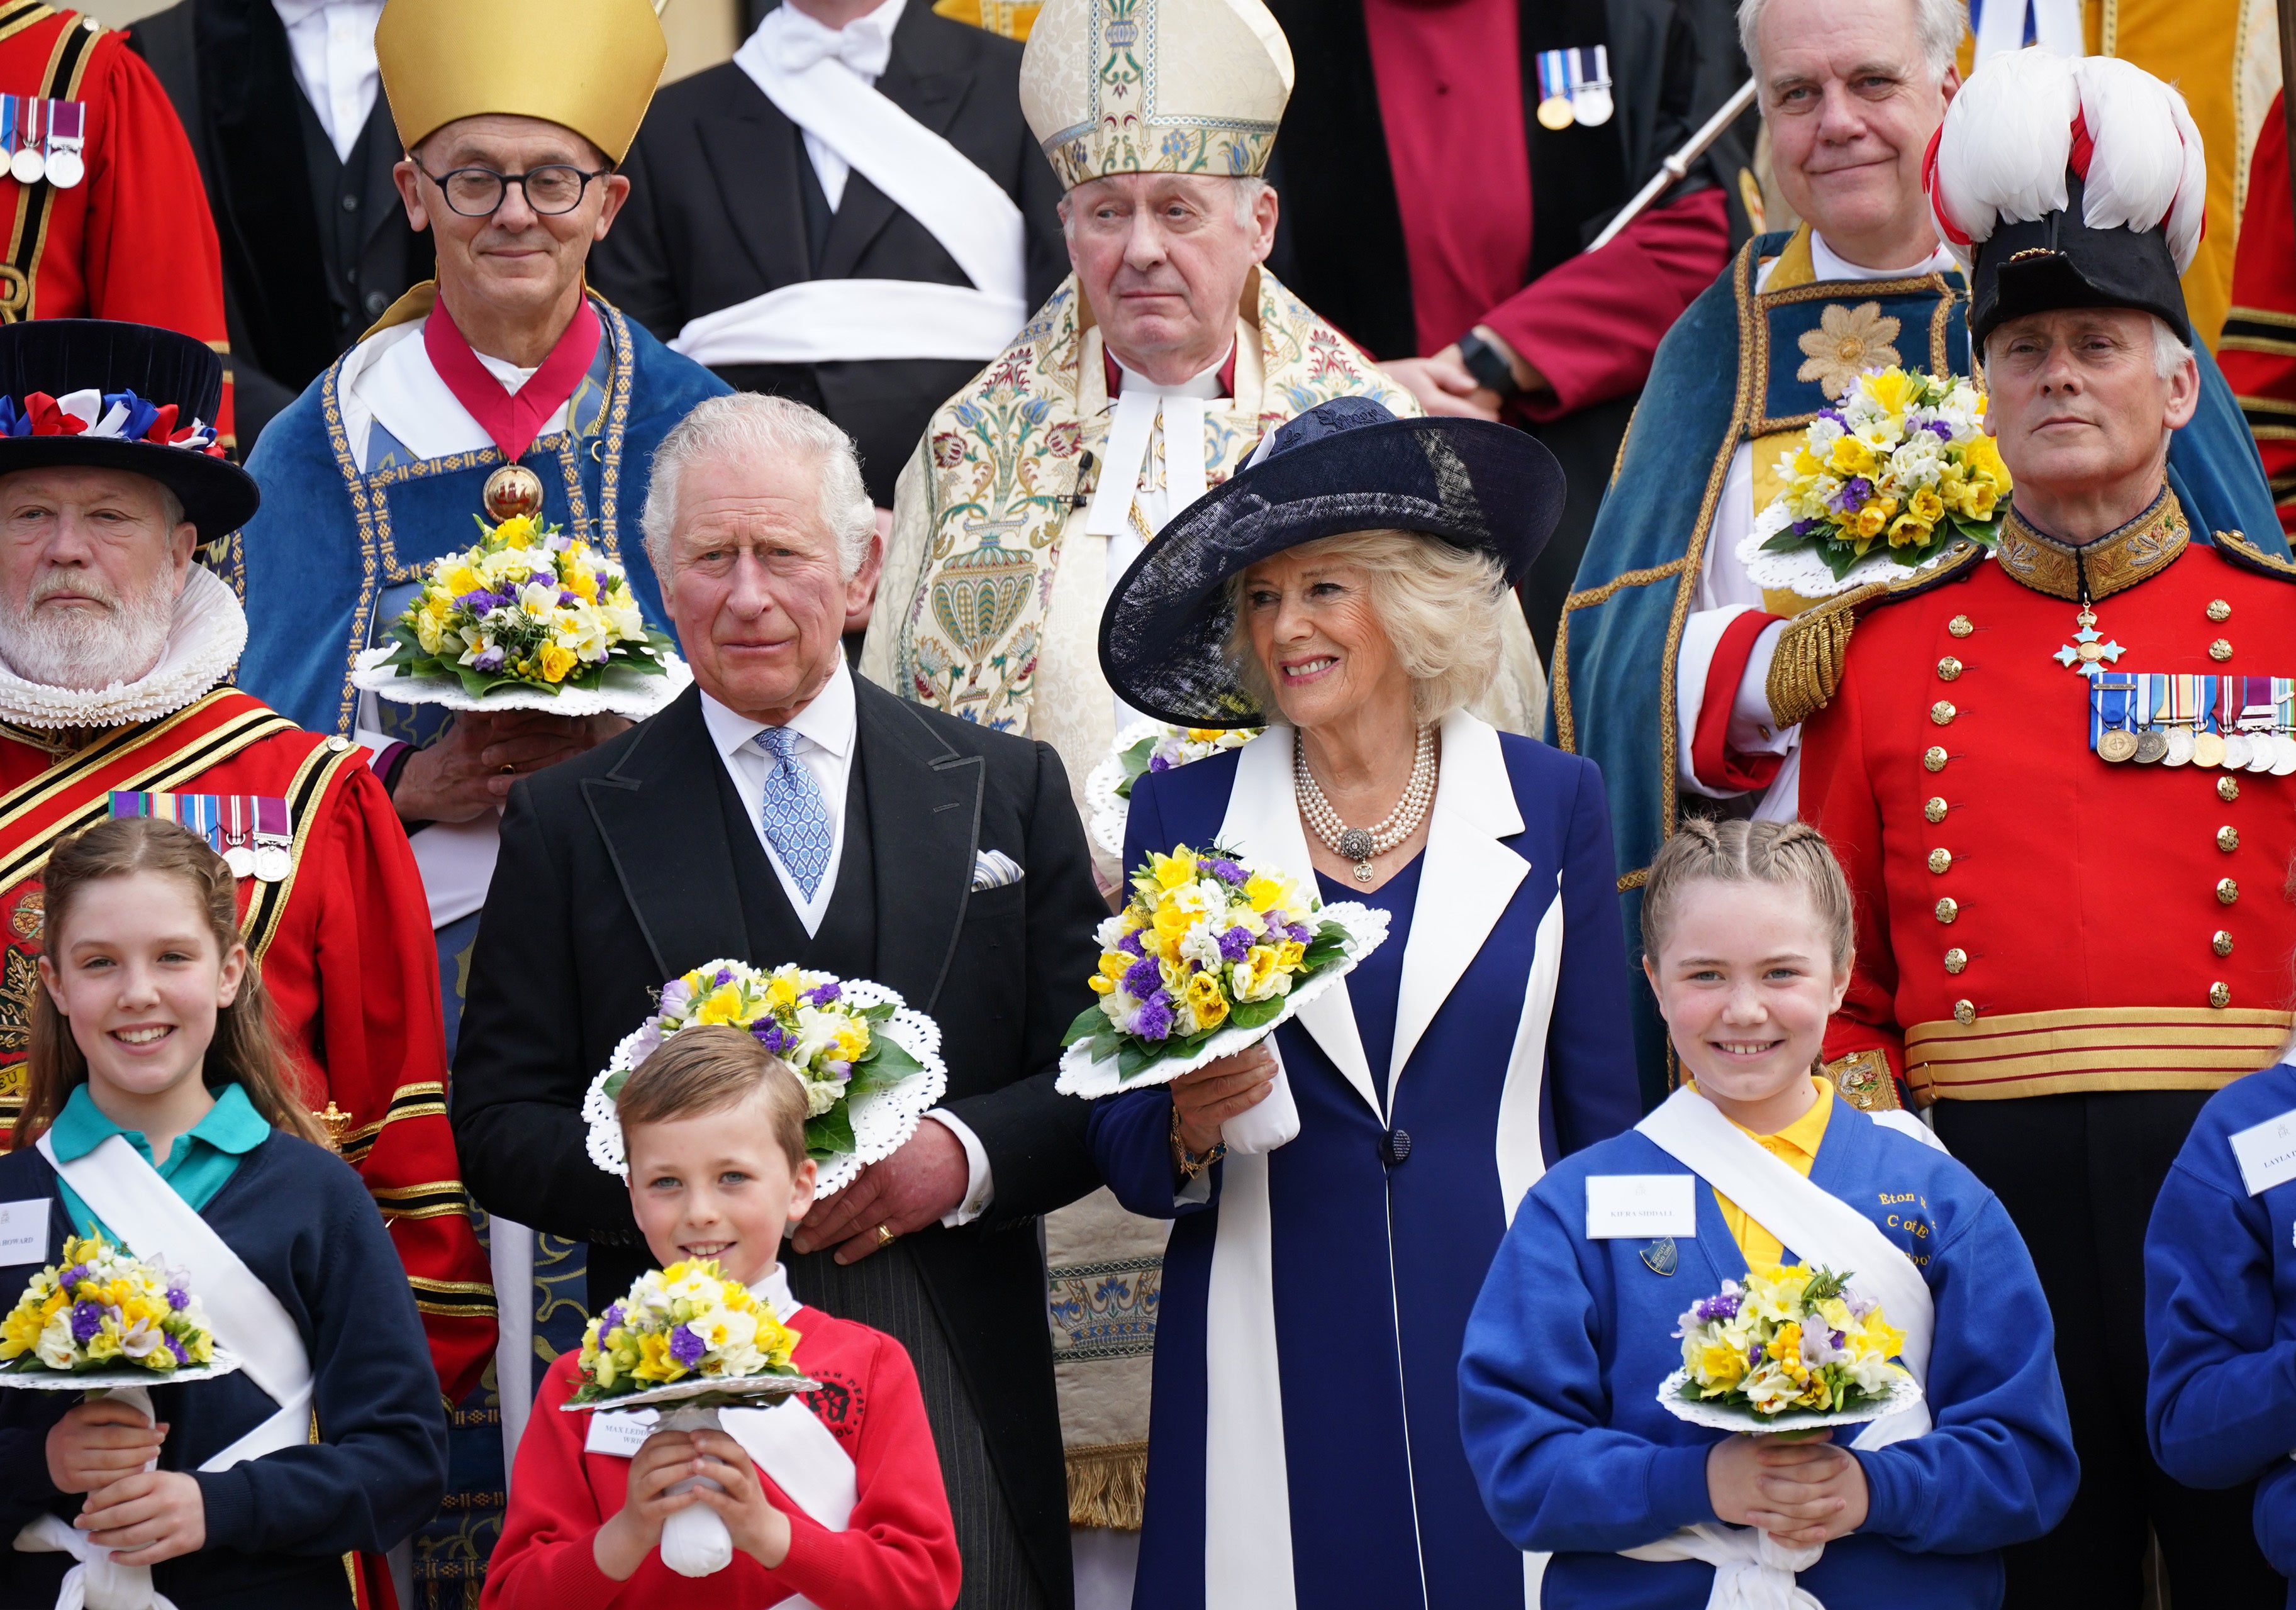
<box><xmin>592</xmin><ymin>1428</ymin><xmax>791</xmax><ymax>1580</ymax></box>
<box><xmin>1707</xmin><ymin>1430</ymin><xmax>1870</xmax><ymax>1548</ymax></box>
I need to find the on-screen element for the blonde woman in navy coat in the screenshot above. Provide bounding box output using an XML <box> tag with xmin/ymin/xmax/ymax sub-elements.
<box><xmin>1088</xmin><ymin>397</ymin><xmax>1642</xmax><ymax>1610</ymax></box>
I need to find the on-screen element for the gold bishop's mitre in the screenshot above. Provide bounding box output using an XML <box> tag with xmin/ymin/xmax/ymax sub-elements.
<box><xmin>374</xmin><ymin>0</ymin><xmax>667</xmax><ymax>164</ymax></box>
<box><xmin>1018</xmin><ymin>0</ymin><xmax>1293</xmax><ymax>190</ymax></box>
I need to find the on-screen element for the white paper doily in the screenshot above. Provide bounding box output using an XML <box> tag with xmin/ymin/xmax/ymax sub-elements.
<box><xmin>562</xmin><ymin>1371</ymin><xmax>821</xmax><ymax>1413</ymax></box>
<box><xmin>1654</xmin><ymin>1365</ymin><xmax>1923</xmax><ymax>1436</ymax></box>
<box><xmin>0</xmin><ymin>1348</ymin><xmax>242</xmax><ymax>1391</ymax></box>
<box><xmin>352</xmin><ymin>644</ymin><xmax>692</xmax><ymax>719</ymax></box>
<box><xmin>1083</xmin><ymin>735</ymin><xmax>1147</xmax><ymax>860</ymax></box>
<box><xmin>583</xmin><ymin>974</ymin><xmax>949</xmax><ymax>1199</ymax></box>
<box><xmin>1057</xmin><ymin>903</ymin><xmax>1391</xmax><ymax>1097</ymax></box>
<box><xmin>1737</xmin><ymin>503</ymin><xmax>1984</xmax><ymax>600</ymax></box>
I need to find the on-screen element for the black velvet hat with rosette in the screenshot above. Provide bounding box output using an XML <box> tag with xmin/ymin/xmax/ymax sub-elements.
<box><xmin>1096</xmin><ymin>396</ymin><xmax>1564</xmax><ymax>728</ymax></box>
<box><xmin>0</xmin><ymin>320</ymin><xmax>257</xmax><ymax>543</ymax></box>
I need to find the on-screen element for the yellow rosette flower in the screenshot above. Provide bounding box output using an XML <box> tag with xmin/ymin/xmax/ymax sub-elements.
<box><xmin>1184</xmin><ymin>969</ymin><xmax>1229</xmax><ymax>1030</ymax></box>
<box><xmin>538</xmin><ymin>643</ymin><xmax>577</xmax><ymax>684</ymax></box>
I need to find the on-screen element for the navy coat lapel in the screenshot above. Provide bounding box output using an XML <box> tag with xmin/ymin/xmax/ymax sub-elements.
<box><xmin>855</xmin><ymin>680</ymin><xmax>981</xmax><ymax>1013</ymax></box>
<box><xmin>580</xmin><ymin>687</ymin><xmax>752</xmax><ymax>984</ymax></box>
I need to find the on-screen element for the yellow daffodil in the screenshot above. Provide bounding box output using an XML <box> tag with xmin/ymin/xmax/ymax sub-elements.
<box><xmin>1184</xmin><ymin>970</ymin><xmax>1229</xmax><ymax>1030</ymax></box>
<box><xmin>765</xmin><ymin>974</ymin><xmax>800</xmax><ymax>1013</ymax></box>
<box><xmin>1961</xmin><ymin>432</ymin><xmax>2010</xmax><ymax>489</ymax></box>
<box><xmin>1886</xmin><ymin>514</ymin><xmax>1933</xmax><ymax>548</ymax></box>
<box><xmin>1827</xmin><ymin>436</ymin><xmax>1877</xmax><ymax>479</ymax></box>
<box><xmin>1243</xmin><ymin>873</ymin><xmax>1288</xmax><ymax>913</ymax></box>
<box><xmin>443</xmin><ymin>562</ymin><xmax>484</xmax><ymax>597</ymax></box>
<box><xmin>1151</xmin><ymin>849</ymin><xmax>1198</xmax><ymax>890</ymax></box>
<box><xmin>1858</xmin><ymin>367</ymin><xmax>1922</xmax><ymax>418</ymax></box>
<box><xmin>693</xmin><ymin>985</ymin><xmax>747</xmax><ymax>1026</ymax></box>
<box><xmin>1908</xmin><ymin>486</ymin><xmax>1945</xmax><ymax>525</ymax></box>
<box><xmin>493</xmin><ymin>514</ymin><xmax>539</xmax><ymax>548</ymax></box>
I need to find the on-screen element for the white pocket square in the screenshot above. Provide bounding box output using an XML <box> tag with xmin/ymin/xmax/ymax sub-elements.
<box><xmin>971</xmin><ymin>849</ymin><xmax>1025</xmax><ymax>892</ymax></box>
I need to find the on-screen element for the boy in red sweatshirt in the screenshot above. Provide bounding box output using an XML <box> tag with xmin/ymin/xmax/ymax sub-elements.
<box><xmin>484</xmin><ymin>1027</ymin><xmax>961</xmax><ymax>1609</ymax></box>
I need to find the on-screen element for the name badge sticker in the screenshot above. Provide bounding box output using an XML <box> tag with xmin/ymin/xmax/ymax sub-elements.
<box><xmin>1586</xmin><ymin>1174</ymin><xmax>1697</xmax><ymax>1239</ymax></box>
<box><xmin>582</xmin><ymin>1407</ymin><xmax>659</xmax><ymax>1459</ymax></box>
<box><xmin>0</xmin><ymin>1199</ymin><xmax>47</xmax><ymax>1263</ymax></box>
<box><xmin>2229</xmin><ymin>1109</ymin><xmax>2296</xmax><ymax>1197</ymax></box>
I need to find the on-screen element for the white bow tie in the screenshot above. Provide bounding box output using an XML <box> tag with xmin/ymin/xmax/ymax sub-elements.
<box><xmin>767</xmin><ymin>8</ymin><xmax>894</xmax><ymax>77</ymax></box>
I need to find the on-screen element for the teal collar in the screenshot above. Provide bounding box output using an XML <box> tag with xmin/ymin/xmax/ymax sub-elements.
<box><xmin>49</xmin><ymin>1082</ymin><xmax>269</xmax><ymax>1165</ymax></box>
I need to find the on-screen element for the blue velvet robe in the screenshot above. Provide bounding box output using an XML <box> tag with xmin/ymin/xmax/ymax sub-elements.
<box><xmin>232</xmin><ymin>296</ymin><xmax>730</xmax><ymax>738</ymax></box>
<box><xmin>2144</xmin><ymin>1061</ymin><xmax>2296</xmax><ymax>1601</ymax></box>
<box><xmin>1550</xmin><ymin>230</ymin><xmax>2287</xmax><ymax>1107</ymax></box>
<box><xmin>1089</xmin><ymin>719</ymin><xmax>1641</xmax><ymax>1610</ymax></box>
<box><xmin>1461</xmin><ymin>1101</ymin><xmax>2079</xmax><ymax>1608</ymax></box>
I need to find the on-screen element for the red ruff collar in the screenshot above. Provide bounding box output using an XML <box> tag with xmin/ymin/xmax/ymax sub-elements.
<box><xmin>422</xmin><ymin>296</ymin><xmax>602</xmax><ymax>464</ymax></box>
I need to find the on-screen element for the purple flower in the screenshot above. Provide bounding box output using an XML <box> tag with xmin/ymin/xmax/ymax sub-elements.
<box><xmin>670</xmin><ymin>1325</ymin><xmax>707</xmax><ymax>1367</ymax></box>
<box><xmin>1816</xmin><ymin>408</ymin><xmax>1846</xmax><ymax>428</ymax></box>
<box><xmin>558</xmin><ymin>589</ymin><xmax>579</xmax><ymax>607</ymax></box>
<box><xmin>59</xmin><ymin>1267</ymin><xmax>83</xmax><ymax>1291</ymax></box>
<box><xmin>1207</xmin><ymin>858</ymin><xmax>1246</xmax><ymax>886</ymax></box>
<box><xmin>455</xmin><ymin>589</ymin><xmax>499</xmax><ymax>613</ymax></box>
<box><xmin>1133</xmin><ymin>995</ymin><xmax>1173</xmax><ymax>1040</ymax></box>
<box><xmin>1286</xmin><ymin>923</ymin><xmax>1312</xmax><ymax>945</ymax></box>
<box><xmin>1830</xmin><ymin>477</ymin><xmax>1872</xmax><ymax>516</ymax></box>
<box><xmin>1693</xmin><ymin>1290</ymin><xmax>1742</xmax><ymax>1324</ymax></box>
<box><xmin>69</xmin><ymin>1301</ymin><xmax>103</xmax><ymax>1343</ymax></box>
<box><xmin>1218</xmin><ymin>926</ymin><xmax>1252</xmax><ymax>962</ymax></box>
<box><xmin>1123</xmin><ymin>955</ymin><xmax>1163</xmax><ymax>997</ymax></box>
<box><xmin>1791</xmin><ymin>519</ymin><xmax>1817</xmax><ymax>536</ymax></box>
<box><xmin>1830</xmin><ymin>1329</ymin><xmax>1846</xmax><ymax>1348</ymax></box>
<box><xmin>600</xmin><ymin>1304</ymin><xmax>625</xmax><ymax>1336</ymax></box>
<box><xmin>806</xmin><ymin>981</ymin><xmax>842</xmax><ymax>1006</ymax></box>
<box><xmin>165</xmin><ymin>1335</ymin><xmax>187</xmax><ymax>1364</ymax></box>
<box><xmin>1117</xmin><ymin>930</ymin><xmax>1145</xmax><ymax>957</ymax></box>
<box><xmin>1147</xmin><ymin>753</ymin><xmax>1173</xmax><ymax>774</ymax></box>
<box><xmin>752</xmin><ymin>1020</ymin><xmax>791</xmax><ymax>1056</ymax></box>
<box><xmin>1925</xmin><ymin>419</ymin><xmax>1954</xmax><ymax>441</ymax></box>
<box><xmin>166</xmin><ymin>1285</ymin><xmax>189</xmax><ymax>1313</ymax></box>
<box><xmin>472</xmin><ymin>648</ymin><xmax>506</xmax><ymax>673</ymax></box>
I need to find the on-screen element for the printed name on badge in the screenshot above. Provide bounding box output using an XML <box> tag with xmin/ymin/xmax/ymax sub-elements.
<box><xmin>1585</xmin><ymin>1174</ymin><xmax>1697</xmax><ymax>1238</ymax></box>
<box><xmin>582</xmin><ymin>1406</ymin><xmax>659</xmax><ymax>1458</ymax></box>
<box><xmin>2229</xmin><ymin>1109</ymin><xmax>2296</xmax><ymax>1197</ymax></box>
<box><xmin>0</xmin><ymin>1198</ymin><xmax>47</xmax><ymax>1263</ymax></box>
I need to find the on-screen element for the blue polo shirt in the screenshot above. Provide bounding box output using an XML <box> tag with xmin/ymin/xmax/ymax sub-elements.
<box><xmin>47</xmin><ymin>1082</ymin><xmax>269</xmax><ymax>1245</ymax></box>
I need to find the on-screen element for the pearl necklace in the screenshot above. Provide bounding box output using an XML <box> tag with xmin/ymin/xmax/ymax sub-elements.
<box><xmin>1293</xmin><ymin>726</ymin><xmax>1438</xmax><ymax>883</ymax></box>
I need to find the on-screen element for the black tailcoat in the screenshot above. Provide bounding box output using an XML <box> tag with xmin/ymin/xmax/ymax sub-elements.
<box><xmin>588</xmin><ymin>2</ymin><xmax>1066</xmax><ymax>506</ymax></box>
<box><xmin>452</xmin><ymin>679</ymin><xmax>1104</xmax><ymax>1604</ymax></box>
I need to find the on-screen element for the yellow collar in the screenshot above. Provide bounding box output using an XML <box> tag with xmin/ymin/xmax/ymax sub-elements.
<box><xmin>1993</xmin><ymin>487</ymin><xmax>2190</xmax><ymax>604</ymax></box>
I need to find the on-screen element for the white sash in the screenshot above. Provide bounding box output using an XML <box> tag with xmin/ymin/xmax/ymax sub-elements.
<box><xmin>1615</xmin><ymin>1089</ymin><xmax>1937</xmax><ymax>1610</ymax></box>
<box><xmin>721</xmin><ymin>1397</ymin><xmax>858</xmax><ymax>1531</ymax></box>
<box><xmin>36</xmin><ymin>1134</ymin><xmax>314</xmax><ymax>1472</ymax></box>
<box><xmin>680</xmin><ymin>34</ymin><xmax>1028</xmax><ymax>367</ymax></box>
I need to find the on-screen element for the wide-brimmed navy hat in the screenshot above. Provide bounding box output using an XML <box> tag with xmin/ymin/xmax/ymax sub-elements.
<box><xmin>1097</xmin><ymin>397</ymin><xmax>1564</xmax><ymax>728</ymax></box>
<box><xmin>0</xmin><ymin>320</ymin><xmax>255</xmax><ymax>542</ymax></box>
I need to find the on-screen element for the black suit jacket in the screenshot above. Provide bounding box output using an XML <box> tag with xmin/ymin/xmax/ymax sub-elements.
<box><xmin>452</xmin><ymin>677</ymin><xmax>1103</xmax><ymax>1594</ymax></box>
<box><xmin>589</xmin><ymin>3</ymin><xmax>1066</xmax><ymax>506</ymax></box>
<box><xmin>130</xmin><ymin>0</ymin><xmax>432</xmax><ymax>450</ymax></box>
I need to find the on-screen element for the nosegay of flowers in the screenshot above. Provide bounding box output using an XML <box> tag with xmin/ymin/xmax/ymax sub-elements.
<box><xmin>1754</xmin><ymin>367</ymin><xmax>2012</xmax><ymax>580</ymax></box>
<box><xmin>571</xmin><ymin>1258</ymin><xmax>804</xmax><ymax>1403</ymax></box>
<box><xmin>0</xmin><ymin>1233</ymin><xmax>216</xmax><ymax>1376</ymax></box>
<box><xmin>377</xmin><ymin>510</ymin><xmax>672</xmax><ymax>697</ymax></box>
<box><xmin>1673</xmin><ymin>1263</ymin><xmax>1909</xmax><ymax>1418</ymax></box>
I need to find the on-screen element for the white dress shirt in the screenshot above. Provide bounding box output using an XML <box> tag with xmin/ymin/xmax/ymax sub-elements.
<box><xmin>700</xmin><ymin>658</ymin><xmax>992</xmax><ymax>1225</ymax></box>
<box><xmin>751</xmin><ymin>0</ymin><xmax>908</xmax><ymax>210</ymax></box>
<box><xmin>273</xmin><ymin>0</ymin><xmax>384</xmax><ymax>165</ymax></box>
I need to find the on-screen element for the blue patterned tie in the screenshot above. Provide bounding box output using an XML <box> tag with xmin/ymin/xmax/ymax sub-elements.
<box><xmin>752</xmin><ymin>727</ymin><xmax>833</xmax><ymax>899</ymax></box>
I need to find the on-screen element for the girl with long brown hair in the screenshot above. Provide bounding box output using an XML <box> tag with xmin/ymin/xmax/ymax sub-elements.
<box><xmin>0</xmin><ymin>816</ymin><xmax>444</xmax><ymax>1606</ymax></box>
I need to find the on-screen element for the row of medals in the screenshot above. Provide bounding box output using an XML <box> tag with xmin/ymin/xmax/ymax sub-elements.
<box><xmin>2097</xmin><ymin>723</ymin><xmax>2296</xmax><ymax>772</ymax></box>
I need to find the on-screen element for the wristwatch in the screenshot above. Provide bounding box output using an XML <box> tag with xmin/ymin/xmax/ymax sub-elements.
<box><xmin>1455</xmin><ymin>330</ymin><xmax>1524</xmax><ymax>401</ymax></box>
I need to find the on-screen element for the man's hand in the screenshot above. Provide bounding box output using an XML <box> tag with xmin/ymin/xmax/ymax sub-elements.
<box><xmin>47</xmin><ymin>1397</ymin><xmax>165</xmax><ymax>1495</ymax></box>
<box><xmin>789</xmin><ymin>1119</ymin><xmax>969</xmax><ymax>1263</ymax></box>
<box><xmin>1707</xmin><ymin>1431</ymin><xmax>1870</xmax><ymax>1547</ymax></box>
<box><xmin>76</xmin><ymin>1470</ymin><xmax>205</xmax><ymax>1567</ymax></box>
<box><xmin>1169</xmin><ymin>1041</ymin><xmax>1278</xmax><ymax>1158</ymax></box>
<box><xmin>684</xmin><ymin>1428</ymin><xmax>793</xmax><ymax>1569</ymax></box>
<box><xmin>1385</xmin><ymin>326</ymin><xmax>1549</xmax><ymax>422</ymax></box>
<box><xmin>391</xmin><ymin>711</ymin><xmax>632</xmax><ymax>824</ymax></box>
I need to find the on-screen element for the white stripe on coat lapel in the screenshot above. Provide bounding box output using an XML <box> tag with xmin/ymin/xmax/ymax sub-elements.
<box><xmin>1219</xmin><ymin>727</ymin><xmax>1381</xmax><ymax>1119</ymax></box>
<box><xmin>1388</xmin><ymin>713</ymin><xmax>1530</xmax><ymax>1104</ymax></box>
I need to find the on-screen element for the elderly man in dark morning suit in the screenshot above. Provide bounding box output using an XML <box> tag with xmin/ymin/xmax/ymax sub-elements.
<box><xmin>452</xmin><ymin>392</ymin><xmax>1103</xmax><ymax>1610</ymax></box>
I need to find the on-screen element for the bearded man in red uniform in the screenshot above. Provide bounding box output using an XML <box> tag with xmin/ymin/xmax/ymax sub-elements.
<box><xmin>1792</xmin><ymin>51</ymin><xmax>2293</xmax><ymax>1608</ymax></box>
<box><xmin>0</xmin><ymin>5</ymin><xmax>231</xmax><ymax>441</ymax></box>
<box><xmin>0</xmin><ymin>318</ymin><xmax>491</xmax><ymax>1424</ymax></box>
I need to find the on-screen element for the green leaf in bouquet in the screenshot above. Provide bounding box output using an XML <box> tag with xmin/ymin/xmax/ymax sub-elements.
<box><xmin>1063</xmin><ymin>1004</ymin><xmax>1110</xmax><ymax>1047</ymax></box>
<box><xmin>602</xmin><ymin>1069</ymin><xmax>629</xmax><ymax>1102</ymax></box>
<box><xmin>1227</xmin><ymin>997</ymin><xmax>1283</xmax><ymax>1030</ymax></box>
<box><xmin>850</xmin><ymin>1035</ymin><xmax>924</xmax><ymax>1094</ymax></box>
<box><xmin>1946</xmin><ymin>511</ymin><xmax>2000</xmax><ymax>550</ymax></box>
<box><xmin>1758</xmin><ymin>523</ymin><xmax>1822</xmax><ymax>555</ymax></box>
<box><xmin>856</xmin><ymin>1002</ymin><xmax>901</xmax><ymax>1024</ymax></box>
<box><xmin>805</xmin><ymin>1102</ymin><xmax>857</xmax><ymax>1160</ymax></box>
<box><xmin>1115</xmin><ymin>737</ymin><xmax>1157</xmax><ymax>800</ymax></box>
<box><xmin>1116</xmin><ymin>1040</ymin><xmax>1164</xmax><ymax>1080</ymax></box>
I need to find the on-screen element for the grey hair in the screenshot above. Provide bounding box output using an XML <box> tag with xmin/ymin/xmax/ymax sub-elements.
<box><xmin>155</xmin><ymin>484</ymin><xmax>184</xmax><ymax>534</ymax></box>
<box><xmin>1222</xmin><ymin>530</ymin><xmax>1508</xmax><ymax>727</ymax></box>
<box><xmin>1739</xmin><ymin>0</ymin><xmax>1964</xmax><ymax>85</ymax></box>
<box><xmin>2151</xmin><ymin>314</ymin><xmax>2195</xmax><ymax>380</ymax></box>
<box><xmin>640</xmin><ymin>393</ymin><xmax>874</xmax><ymax>582</ymax></box>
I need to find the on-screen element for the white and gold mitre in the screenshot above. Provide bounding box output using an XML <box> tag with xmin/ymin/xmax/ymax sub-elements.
<box><xmin>1018</xmin><ymin>0</ymin><xmax>1293</xmax><ymax>190</ymax></box>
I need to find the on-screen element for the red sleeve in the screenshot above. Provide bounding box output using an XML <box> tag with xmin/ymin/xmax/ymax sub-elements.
<box><xmin>2221</xmin><ymin>90</ymin><xmax>2296</xmax><ymax>538</ymax></box>
<box><xmin>77</xmin><ymin>35</ymin><xmax>233</xmax><ymax>443</ymax></box>
<box><xmin>270</xmin><ymin>759</ymin><xmax>496</xmax><ymax>1402</ymax></box>
<box><xmin>1483</xmin><ymin>186</ymin><xmax>1732</xmax><ymax>422</ymax></box>
<box><xmin>764</xmin><ymin>1332</ymin><xmax>961</xmax><ymax>1610</ymax></box>
<box><xmin>481</xmin><ymin>1355</ymin><xmax>626</xmax><ymax>1610</ymax></box>
<box><xmin>1798</xmin><ymin>648</ymin><xmax>1907</xmax><ymax>1079</ymax></box>
<box><xmin>1690</xmin><ymin>609</ymin><xmax>1788</xmax><ymax>792</ymax></box>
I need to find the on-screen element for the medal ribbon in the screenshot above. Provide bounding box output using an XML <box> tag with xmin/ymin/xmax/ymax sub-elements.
<box><xmin>420</xmin><ymin>294</ymin><xmax>602</xmax><ymax>465</ymax></box>
<box><xmin>252</xmin><ymin>796</ymin><xmax>289</xmax><ymax>850</ymax></box>
<box><xmin>1537</xmin><ymin>51</ymin><xmax>1569</xmax><ymax>103</ymax></box>
<box><xmin>2242</xmin><ymin>675</ymin><xmax>2275</xmax><ymax>731</ymax></box>
<box><xmin>2090</xmin><ymin>675</ymin><xmax>2133</xmax><ymax>752</ymax></box>
<box><xmin>2278</xmin><ymin>678</ymin><xmax>2295</xmax><ymax>737</ymax></box>
<box><xmin>1575</xmin><ymin>46</ymin><xmax>1611</xmax><ymax>91</ymax></box>
<box><xmin>3</xmin><ymin>97</ymin><xmax>21</xmax><ymax>164</ymax></box>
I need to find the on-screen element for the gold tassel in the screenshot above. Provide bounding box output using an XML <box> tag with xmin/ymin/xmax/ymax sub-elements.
<box><xmin>1066</xmin><ymin>1441</ymin><xmax>1149</xmax><ymax>1531</ymax></box>
<box><xmin>1765</xmin><ymin>584</ymin><xmax>1881</xmax><ymax>730</ymax></box>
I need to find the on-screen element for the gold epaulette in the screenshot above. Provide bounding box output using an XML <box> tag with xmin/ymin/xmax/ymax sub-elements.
<box><xmin>1765</xmin><ymin>540</ymin><xmax>1987</xmax><ymax>728</ymax></box>
<box><xmin>2210</xmin><ymin>528</ymin><xmax>2296</xmax><ymax>582</ymax></box>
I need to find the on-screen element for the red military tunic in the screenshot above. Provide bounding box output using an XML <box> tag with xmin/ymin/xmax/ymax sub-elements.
<box><xmin>0</xmin><ymin>687</ymin><xmax>494</xmax><ymax>1402</ymax></box>
<box><xmin>0</xmin><ymin>3</ymin><xmax>231</xmax><ymax>440</ymax></box>
<box><xmin>1797</xmin><ymin>493</ymin><xmax>2296</xmax><ymax>1103</ymax></box>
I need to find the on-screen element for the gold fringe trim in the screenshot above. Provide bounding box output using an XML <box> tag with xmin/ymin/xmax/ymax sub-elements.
<box><xmin>1066</xmin><ymin>1440</ymin><xmax>1148</xmax><ymax>1531</ymax></box>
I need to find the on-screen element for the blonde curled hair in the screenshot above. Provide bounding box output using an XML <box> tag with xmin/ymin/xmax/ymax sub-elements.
<box><xmin>1640</xmin><ymin>818</ymin><xmax>1856</xmax><ymax>972</ymax></box>
<box><xmin>1222</xmin><ymin>530</ymin><xmax>1510</xmax><ymax>726</ymax></box>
